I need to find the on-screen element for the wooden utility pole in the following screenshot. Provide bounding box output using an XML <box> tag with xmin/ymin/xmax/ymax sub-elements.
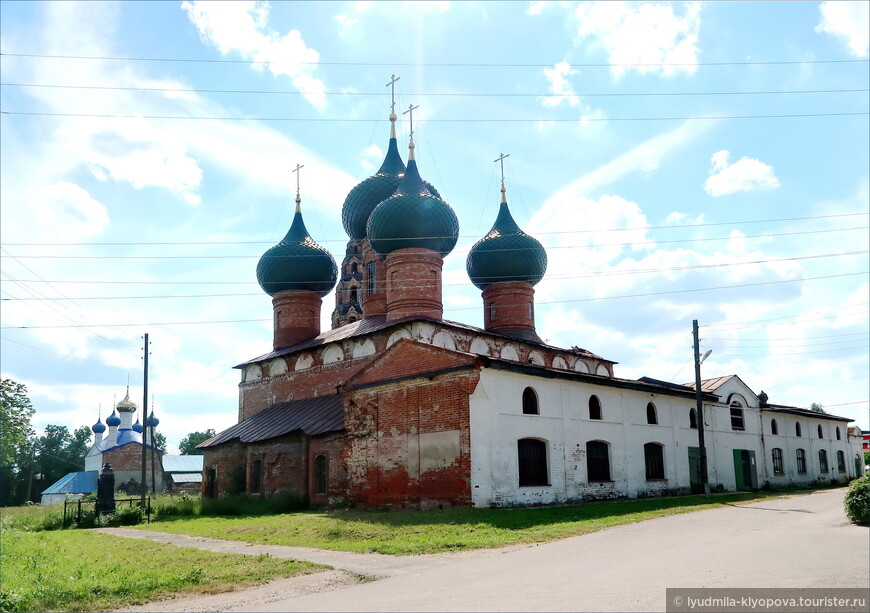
<box><xmin>140</xmin><ymin>333</ymin><xmax>149</xmax><ymax>507</ymax></box>
<box><xmin>693</xmin><ymin>320</ymin><xmax>710</xmax><ymax>495</ymax></box>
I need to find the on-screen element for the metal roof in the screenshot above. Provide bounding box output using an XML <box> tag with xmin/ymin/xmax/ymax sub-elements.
<box><xmin>41</xmin><ymin>471</ymin><xmax>98</xmax><ymax>495</ymax></box>
<box><xmin>762</xmin><ymin>405</ymin><xmax>853</xmax><ymax>423</ymax></box>
<box><xmin>169</xmin><ymin>473</ymin><xmax>202</xmax><ymax>483</ymax></box>
<box><xmin>199</xmin><ymin>394</ymin><xmax>345</xmax><ymax>448</ymax></box>
<box><xmin>235</xmin><ymin>314</ymin><xmax>609</xmax><ymax>368</ymax></box>
<box><xmin>162</xmin><ymin>455</ymin><xmax>204</xmax><ymax>472</ymax></box>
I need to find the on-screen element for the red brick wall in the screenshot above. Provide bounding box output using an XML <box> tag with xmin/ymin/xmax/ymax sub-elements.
<box><xmin>103</xmin><ymin>443</ymin><xmax>163</xmax><ymax>473</ymax></box>
<box><xmin>343</xmin><ymin>340</ymin><xmax>480</xmax><ymax>509</ymax></box>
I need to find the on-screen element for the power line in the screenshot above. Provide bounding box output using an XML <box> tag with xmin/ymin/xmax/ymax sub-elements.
<box><xmin>708</xmin><ymin>331</ymin><xmax>869</xmax><ymax>342</ymax></box>
<box><xmin>702</xmin><ymin>302</ymin><xmax>870</xmax><ymax>330</ymax></box>
<box><xmin>2</xmin><ymin>271</ymin><xmax>866</xmax><ymax>329</ymax></box>
<box><xmin>0</xmin><ymin>335</ymin><xmax>125</xmax><ymax>364</ymax></box>
<box><xmin>4</xmin><ymin>82</ymin><xmax>867</xmax><ymax>98</ymax></box>
<box><xmin>4</xmin><ymin>110</ymin><xmax>867</xmax><ymax>122</ymax></box>
<box><xmin>3</xmin><ymin>52</ymin><xmax>867</xmax><ymax>67</ymax></box>
<box><xmin>4</xmin><ymin>223</ymin><xmax>867</xmax><ymax>250</ymax></box>
<box><xmin>4</xmin><ymin>212</ymin><xmax>866</xmax><ymax>247</ymax></box>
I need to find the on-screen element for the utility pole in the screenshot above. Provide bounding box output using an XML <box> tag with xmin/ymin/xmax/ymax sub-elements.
<box><xmin>150</xmin><ymin>395</ymin><xmax>156</xmax><ymax>495</ymax></box>
<box><xmin>693</xmin><ymin>320</ymin><xmax>710</xmax><ymax>495</ymax></box>
<box><xmin>140</xmin><ymin>333</ymin><xmax>149</xmax><ymax>507</ymax></box>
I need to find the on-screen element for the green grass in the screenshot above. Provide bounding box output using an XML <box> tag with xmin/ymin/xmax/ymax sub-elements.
<box><xmin>0</xmin><ymin>504</ymin><xmax>66</xmax><ymax>532</ymax></box>
<box><xmin>0</xmin><ymin>529</ymin><xmax>327</xmax><ymax>612</ymax></box>
<box><xmin>140</xmin><ymin>490</ymin><xmax>799</xmax><ymax>555</ymax></box>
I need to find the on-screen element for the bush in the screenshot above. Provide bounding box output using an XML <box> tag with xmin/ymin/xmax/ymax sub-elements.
<box><xmin>200</xmin><ymin>492</ymin><xmax>308</xmax><ymax>517</ymax></box>
<box><xmin>153</xmin><ymin>493</ymin><xmax>200</xmax><ymax>518</ymax></box>
<box><xmin>844</xmin><ymin>475</ymin><xmax>869</xmax><ymax>526</ymax></box>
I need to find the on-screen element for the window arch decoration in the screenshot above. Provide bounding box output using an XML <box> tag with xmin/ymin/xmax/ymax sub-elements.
<box><xmin>522</xmin><ymin>387</ymin><xmax>539</xmax><ymax>415</ymax></box>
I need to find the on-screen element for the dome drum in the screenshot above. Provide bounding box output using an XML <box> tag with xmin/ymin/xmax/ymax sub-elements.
<box><xmin>482</xmin><ymin>281</ymin><xmax>541</xmax><ymax>343</ymax></box>
<box><xmin>383</xmin><ymin>248</ymin><xmax>446</xmax><ymax>322</ymax></box>
<box><xmin>272</xmin><ymin>290</ymin><xmax>325</xmax><ymax>350</ymax></box>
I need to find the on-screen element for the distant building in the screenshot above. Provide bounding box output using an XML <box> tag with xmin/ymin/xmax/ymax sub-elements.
<box><xmin>40</xmin><ymin>389</ymin><xmax>201</xmax><ymax>504</ymax></box>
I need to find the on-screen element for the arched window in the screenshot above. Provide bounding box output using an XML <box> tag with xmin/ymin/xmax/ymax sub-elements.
<box><xmin>518</xmin><ymin>438</ymin><xmax>548</xmax><ymax>486</ymax></box>
<box><xmin>836</xmin><ymin>426</ymin><xmax>841</xmax><ymax>440</ymax></box>
<box><xmin>837</xmin><ymin>450</ymin><xmax>846</xmax><ymax>473</ymax></box>
<box><xmin>644</xmin><ymin>443</ymin><xmax>664</xmax><ymax>480</ymax></box>
<box><xmin>646</xmin><ymin>402</ymin><xmax>658</xmax><ymax>425</ymax></box>
<box><xmin>795</xmin><ymin>422</ymin><xmax>802</xmax><ymax>437</ymax></box>
<box><xmin>817</xmin><ymin>424</ymin><xmax>824</xmax><ymax>439</ymax></box>
<box><xmin>771</xmin><ymin>448</ymin><xmax>784</xmax><ymax>475</ymax></box>
<box><xmin>522</xmin><ymin>387</ymin><xmax>539</xmax><ymax>415</ymax></box>
<box><xmin>729</xmin><ymin>401</ymin><xmax>745</xmax><ymax>431</ymax></box>
<box><xmin>586</xmin><ymin>440</ymin><xmax>610</xmax><ymax>482</ymax></box>
<box><xmin>589</xmin><ymin>395</ymin><xmax>602</xmax><ymax>420</ymax></box>
<box><xmin>366</xmin><ymin>262</ymin><xmax>377</xmax><ymax>294</ymax></box>
<box><xmin>796</xmin><ymin>449</ymin><xmax>807</xmax><ymax>474</ymax></box>
<box><xmin>770</xmin><ymin>419</ymin><xmax>778</xmax><ymax>435</ymax></box>
<box><xmin>689</xmin><ymin>408</ymin><xmax>698</xmax><ymax>429</ymax></box>
<box><xmin>818</xmin><ymin>449</ymin><xmax>829</xmax><ymax>473</ymax></box>
<box><xmin>349</xmin><ymin>287</ymin><xmax>358</xmax><ymax>303</ymax></box>
<box><xmin>314</xmin><ymin>455</ymin><xmax>328</xmax><ymax>495</ymax></box>
<box><xmin>490</xmin><ymin>303</ymin><xmax>497</xmax><ymax>321</ymax></box>
<box><xmin>350</xmin><ymin>262</ymin><xmax>358</xmax><ymax>274</ymax></box>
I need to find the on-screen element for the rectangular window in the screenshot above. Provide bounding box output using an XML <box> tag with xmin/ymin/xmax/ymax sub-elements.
<box><xmin>250</xmin><ymin>459</ymin><xmax>262</xmax><ymax>493</ymax></box>
<box><xmin>367</xmin><ymin>262</ymin><xmax>376</xmax><ymax>295</ymax></box>
<box><xmin>205</xmin><ymin>468</ymin><xmax>217</xmax><ymax>498</ymax></box>
<box><xmin>819</xmin><ymin>450</ymin><xmax>829</xmax><ymax>473</ymax></box>
<box><xmin>586</xmin><ymin>441</ymin><xmax>611</xmax><ymax>482</ymax></box>
<box><xmin>772</xmin><ymin>448</ymin><xmax>784</xmax><ymax>476</ymax></box>
<box><xmin>518</xmin><ymin>439</ymin><xmax>548</xmax><ymax>486</ymax></box>
<box><xmin>796</xmin><ymin>449</ymin><xmax>806</xmax><ymax>474</ymax></box>
<box><xmin>490</xmin><ymin>303</ymin><xmax>497</xmax><ymax>321</ymax></box>
<box><xmin>730</xmin><ymin>407</ymin><xmax>745</xmax><ymax>431</ymax></box>
<box><xmin>644</xmin><ymin>443</ymin><xmax>665</xmax><ymax>480</ymax></box>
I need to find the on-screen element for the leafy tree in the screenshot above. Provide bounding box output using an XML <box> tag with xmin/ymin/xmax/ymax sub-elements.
<box><xmin>0</xmin><ymin>379</ymin><xmax>35</xmax><ymax>468</ymax></box>
<box><xmin>178</xmin><ymin>429</ymin><xmax>216</xmax><ymax>455</ymax></box>
<box><xmin>810</xmin><ymin>402</ymin><xmax>827</xmax><ymax>414</ymax></box>
<box><xmin>152</xmin><ymin>430</ymin><xmax>167</xmax><ymax>450</ymax></box>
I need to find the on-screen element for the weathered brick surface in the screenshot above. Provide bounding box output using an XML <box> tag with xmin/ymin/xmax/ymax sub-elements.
<box><xmin>384</xmin><ymin>248</ymin><xmax>444</xmax><ymax>322</ymax></box>
<box><xmin>482</xmin><ymin>281</ymin><xmax>537</xmax><ymax>338</ymax></box>
<box><xmin>343</xmin><ymin>340</ymin><xmax>480</xmax><ymax>509</ymax></box>
<box><xmin>361</xmin><ymin>239</ymin><xmax>386</xmax><ymax>318</ymax></box>
<box><xmin>272</xmin><ymin>290</ymin><xmax>323</xmax><ymax>350</ymax></box>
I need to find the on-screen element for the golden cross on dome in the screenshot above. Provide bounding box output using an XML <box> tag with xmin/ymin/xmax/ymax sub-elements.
<box><xmin>386</xmin><ymin>74</ymin><xmax>400</xmax><ymax>116</ymax></box>
<box><xmin>292</xmin><ymin>163</ymin><xmax>304</xmax><ymax>212</ymax></box>
<box><xmin>494</xmin><ymin>153</ymin><xmax>510</xmax><ymax>203</ymax></box>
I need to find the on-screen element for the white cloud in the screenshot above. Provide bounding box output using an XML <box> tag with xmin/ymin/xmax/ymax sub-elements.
<box><xmin>704</xmin><ymin>150</ymin><xmax>780</xmax><ymax>197</ymax></box>
<box><xmin>573</xmin><ymin>1</ymin><xmax>702</xmax><ymax>79</ymax></box>
<box><xmin>31</xmin><ymin>183</ymin><xmax>109</xmax><ymax>239</ymax></box>
<box><xmin>361</xmin><ymin>144</ymin><xmax>384</xmax><ymax>170</ymax></box>
<box><xmin>555</xmin><ymin>118</ymin><xmax>716</xmax><ymax>197</ymax></box>
<box><xmin>541</xmin><ymin>61</ymin><xmax>580</xmax><ymax>107</ymax></box>
<box><xmin>816</xmin><ymin>1</ymin><xmax>869</xmax><ymax>58</ymax></box>
<box><xmin>181</xmin><ymin>0</ymin><xmax>327</xmax><ymax>109</ymax></box>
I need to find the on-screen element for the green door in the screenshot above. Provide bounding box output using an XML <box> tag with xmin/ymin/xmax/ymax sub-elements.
<box><xmin>732</xmin><ymin>449</ymin><xmax>757</xmax><ymax>491</ymax></box>
<box><xmin>688</xmin><ymin>447</ymin><xmax>703</xmax><ymax>494</ymax></box>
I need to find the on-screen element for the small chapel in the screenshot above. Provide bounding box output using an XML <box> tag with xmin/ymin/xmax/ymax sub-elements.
<box><xmin>199</xmin><ymin>84</ymin><xmax>863</xmax><ymax>508</ymax></box>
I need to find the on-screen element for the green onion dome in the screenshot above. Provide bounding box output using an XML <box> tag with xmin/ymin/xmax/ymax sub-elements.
<box><xmin>466</xmin><ymin>189</ymin><xmax>547</xmax><ymax>290</ymax></box>
<box><xmin>341</xmin><ymin>125</ymin><xmax>442</xmax><ymax>241</ymax></box>
<box><xmin>256</xmin><ymin>197</ymin><xmax>338</xmax><ymax>297</ymax></box>
<box><xmin>367</xmin><ymin>156</ymin><xmax>459</xmax><ymax>256</ymax></box>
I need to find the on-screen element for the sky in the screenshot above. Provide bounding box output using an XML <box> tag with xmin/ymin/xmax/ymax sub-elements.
<box><xmin>1</xmin><ymin>1</ymin><xmax>868</xmax><ymax>454</ymax></box>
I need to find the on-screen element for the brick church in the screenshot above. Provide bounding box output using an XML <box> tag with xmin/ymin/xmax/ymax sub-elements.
<box><xmin>199</xmin><ymin>97</ymin><xmax>863</xmax><ymax>508</ymax></box>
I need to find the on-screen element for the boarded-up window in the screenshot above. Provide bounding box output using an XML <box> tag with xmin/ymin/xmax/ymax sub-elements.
<box><xmin>522</xmin><ymin>387</ymin><xmax>539</xmax><ymax>415</ymax></box>
<box><xmin>644</xmin><ymin>443</ymin><xmax>665</xmax><ymax>480</ymax></box>
<box><xmin>589</xmin><ymin>395</ymin><xmax>602</xmax><ymax>420</ymax></box>
<box><xmin>314</xmin><ymin>455</ymin><xmax>328</xmax><ymax>495</ymax></box>
<box><xmin>518</xmin><ymin>439</ymin><xmax>548</xmax><ymax>486</ymax></box>
<box><xmin>586</xmin><ymin>440</ymin><xmax>610</xmax><ymax>482</ymax></box>
<box><xmin>772</xmin><ymin>448</ymin><xmax>784</xmax><ymax>475</ymax></box>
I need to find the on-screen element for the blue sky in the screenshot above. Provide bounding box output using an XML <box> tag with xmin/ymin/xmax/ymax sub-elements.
<box><xmin>1</xmin><ymin>1</ymin><xmax>868</xmax><ymax>453</ymax></box>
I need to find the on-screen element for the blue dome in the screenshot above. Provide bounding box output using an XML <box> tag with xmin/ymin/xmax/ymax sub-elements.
<box><xmin>105</xmin><ymin>411</ymin><xmax>121</xmax><ymax>427</ymax></box>
<box><xmin>132</xmin><ymin>419</ymin><xmax>143</xmax><ymax>433</ymax></box>
<box><xmin>116</xmin><ymin>429</ymin><xmax>143</xmax><ymax>446</ymax></box>
<box><xmin>92</xmin><ymin>419</ymin><xmax>106</xmax><ymax>434</ymax></box>
<box><xmin>146</xmin><ymin>412</ymin><xmax>160</xmax><ymax>428</ymax></box>
<box><xmin>367</xmin><ymin>158</ymin><xmax>459</xmax><ymax>256</ymax></box>
<box><xmin>256</xmin><ymin>201</ymin><xmax>338</xmax><ymax>297</ymax></box>
<box><xmin>467</xmin><ymin>196</ymin><xmax>547</xmax><ymax>290</ymax></box>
